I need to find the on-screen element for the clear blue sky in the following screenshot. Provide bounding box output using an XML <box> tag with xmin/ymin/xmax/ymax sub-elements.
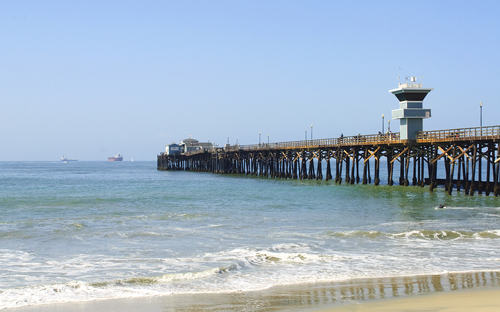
<box><xmin>1</xmin><ymin>0</ymin><xmax>499</xmax><ymax>161</ymax></box>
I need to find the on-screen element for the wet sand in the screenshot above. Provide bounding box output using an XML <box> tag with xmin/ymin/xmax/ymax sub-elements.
<box><xmin>9</xmin><ymin>271</ymin><xmax>500</xmax><ymax>311</ymax></box>
<box><xmin>322</xmin><ymin>288</ymin><xmax>500</xmax><ymax>312</ymax></box>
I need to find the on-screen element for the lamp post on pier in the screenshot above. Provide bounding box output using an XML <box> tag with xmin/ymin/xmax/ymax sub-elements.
<box><xmin>480</xmin><ymin>102</ymin><xmax>483</xmax><ymax>127</ymax></box>
<box><xmin>311</xmin><ymin>124</ymin><xmax>313</xmax><ymax>140</ymax></box>
<box><xmin>382</xmin><ymin>114</ymin><xmax>385</xmax><ymax>133</ymax></box>
<box><xmin>259</xmin><ymin>132</ymin><xmax>261</xmax><ymax>146</ymax></box>
<box><xmin>388</xmin><ymin>120</ymin><xmax>391</xmax><ymax>133</ymax></box>
<box><xmin>305</xmin><ymin>129</ymin><xmax>307</xmax><ymax>141</ymax></box>
<box><xmin>267</xmin><ymin>134</ymin><xmax>269</xmax><ymax>145</ymax></box>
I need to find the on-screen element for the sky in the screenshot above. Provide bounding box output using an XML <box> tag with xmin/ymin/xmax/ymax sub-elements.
<box><xmin>1</xmin><ymin>0</ymin><xmax>499</xmax><ymax>161</ymax></box>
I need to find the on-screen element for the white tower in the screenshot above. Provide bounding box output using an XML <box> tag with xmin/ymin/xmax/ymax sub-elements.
<box><xmin>390</xmin><ymin>77</ymin><xmax>433</xmax><ymax>140</ymax></box>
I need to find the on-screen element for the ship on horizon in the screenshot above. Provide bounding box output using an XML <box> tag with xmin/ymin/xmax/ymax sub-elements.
<box><xmin>108</xmin><ymin>154</ymin><xmax>123</xmax><ymax>161</ymax></box>
<box><xmin>61</xmin><ymin>156</ymin><xmax>77</xmax><ymax>161</ymax></box>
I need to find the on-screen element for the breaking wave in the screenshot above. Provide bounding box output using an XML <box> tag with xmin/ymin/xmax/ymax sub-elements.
<box><xmin>325</xmin><ymin>230</ymin><xmax>500</xmax><ymax>240</ymax></box>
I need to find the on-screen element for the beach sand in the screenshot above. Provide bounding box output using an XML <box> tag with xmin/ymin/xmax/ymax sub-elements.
<box><xmin>9</xmin><ymin>272</ymin><xmax>500</xmax><ymax>311</ymax></box>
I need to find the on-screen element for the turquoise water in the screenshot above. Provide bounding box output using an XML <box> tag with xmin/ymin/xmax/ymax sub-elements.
<box><xmin>1</xmin><ymin>161</ymin><xmax>500</xmax><ymax>308</ymax></box>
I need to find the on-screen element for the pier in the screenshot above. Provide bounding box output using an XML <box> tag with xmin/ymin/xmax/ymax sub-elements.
<box><xmin>158</xmin><ymin>79</ymin><xmax>500</xmax><ymax>196</ymax></box>
<box><xmin>158</xmin><ymin>126</ymin><xmax>500</xmax><ymax>196</ymax></box>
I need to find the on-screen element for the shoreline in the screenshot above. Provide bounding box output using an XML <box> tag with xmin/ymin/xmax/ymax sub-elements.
<box><xmin>8</xmin><ymin>271</ymin><xmax>500</xmax><ymax>311</ymax></box>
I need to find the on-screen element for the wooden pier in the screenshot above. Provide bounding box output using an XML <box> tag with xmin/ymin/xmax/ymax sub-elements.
<box><xmin>158</xmin><ymin>125</ymin><xmax>500</xmax><ymax>196</ymax></box>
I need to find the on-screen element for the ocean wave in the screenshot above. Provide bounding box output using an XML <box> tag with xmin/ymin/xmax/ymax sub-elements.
<box><xmin>248</xmin><ymin>251</ymin><xmax>324</xmax><ymax>264</ymax></box>
<box><xmin>210</xmin><ymin>244</ymin><xmax>342</xmax><ymax>268</ymax></box>
<box><xmin>324</xmin><ymin>230</ymin><xmax>500</xmax><ymax>240</ymax></box>
<box><xmin>0</xmin><ymin>264</ymin><xmax>239</xmax><ymax>309</ymax></box>
<box><xmin>326</xmin><ymin>230</ymin><xmax>384</xmax><ymax>239</ymax></box>
<box><xmin>0</xmin><ymin>247</ymin><xmax>345</xmax><ymax>309</ymax></box>
<box><xmin>0</xmin><ymin>230</ymin><xmax>35</xmax><ymax>240</ymax></box>
<box><xmin>92</xmin><ymin>265</ymin><xmax>238</xmax><ymax>287</ymax></box>
<box><xmin>69</xmin><ymin>222</ymin><xmax>84</xmax><ymax>229</ymax></box>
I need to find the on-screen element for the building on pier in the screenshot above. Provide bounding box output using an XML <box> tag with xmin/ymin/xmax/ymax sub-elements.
<box><xmin>391</xmin><ymin>77</ymin><xmax>433</xmax><ymax>140</ymax></box>
<box><xmin>164</xmin><ymin>138</ymin><xmax>214</xmax><ymax>156</ymax></box>
<box><xmin>166</xmin><ymin>143</ymin><xmax>182</xmax><ymax>155</ymax></box>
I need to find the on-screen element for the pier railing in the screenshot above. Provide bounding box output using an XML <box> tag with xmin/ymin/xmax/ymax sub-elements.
<box><xmin>234</xmin><ymin>133</ymin><xmax>401</xmax><ymax>151</ymax></box>
<box><xmin>182</xmin><ymin>125</ymin><xmax>500</xmax><ymax>156</ymax></box>
<box><xmin>417</xmin><ymin>125</ymin><xmax>500</xmax><ymax>142</ymax></box>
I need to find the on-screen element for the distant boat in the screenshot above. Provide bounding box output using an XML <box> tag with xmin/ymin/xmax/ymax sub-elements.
<box><xmin>61</xmin><ymin>156</ymin><xmax>78</xmax><ymax>161</ymax></box>
<box><xmin>108</xmin><ymin>154</ymin><xmax>123</xmax><ymax>161</ymax></box>
<box><xmin>131</xmin><ymin>158</ymin><xmax>134</xmax><ymax>162</ymax></box>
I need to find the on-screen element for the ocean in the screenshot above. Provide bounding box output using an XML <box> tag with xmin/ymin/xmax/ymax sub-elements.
<box><xmin>1</xmin><ymin>161</ymin><xmax>500</xmax><ymax>310</ymax></box>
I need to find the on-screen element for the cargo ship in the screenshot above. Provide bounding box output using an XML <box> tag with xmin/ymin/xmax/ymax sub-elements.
<box><xmin>61</xmin><ymin>156</ymin><xmax>77</xmax><ymax>161</ymax></box>
<box><xmin>108</xmin><ymin>154</ymin><xmax>123</xmax><ymax>161</ymax></box>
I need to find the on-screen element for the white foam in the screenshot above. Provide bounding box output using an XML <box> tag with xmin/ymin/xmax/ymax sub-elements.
<box><xmin>3</xmin><ymin>233</ymin><xmax>500</xmax><ymax>309</ymax></box>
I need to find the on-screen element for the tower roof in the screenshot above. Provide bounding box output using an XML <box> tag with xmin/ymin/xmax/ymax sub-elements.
<box><xmin>389</xmin><ymin>79</ymin><xmax>433</xmax><ymax>102</ymax></box>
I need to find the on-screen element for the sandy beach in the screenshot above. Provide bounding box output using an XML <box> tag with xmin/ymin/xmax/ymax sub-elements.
<box><xmin>9</xmin><ymin>272</ymin><xmax>500</xmax><ymax>311</ymax></box>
